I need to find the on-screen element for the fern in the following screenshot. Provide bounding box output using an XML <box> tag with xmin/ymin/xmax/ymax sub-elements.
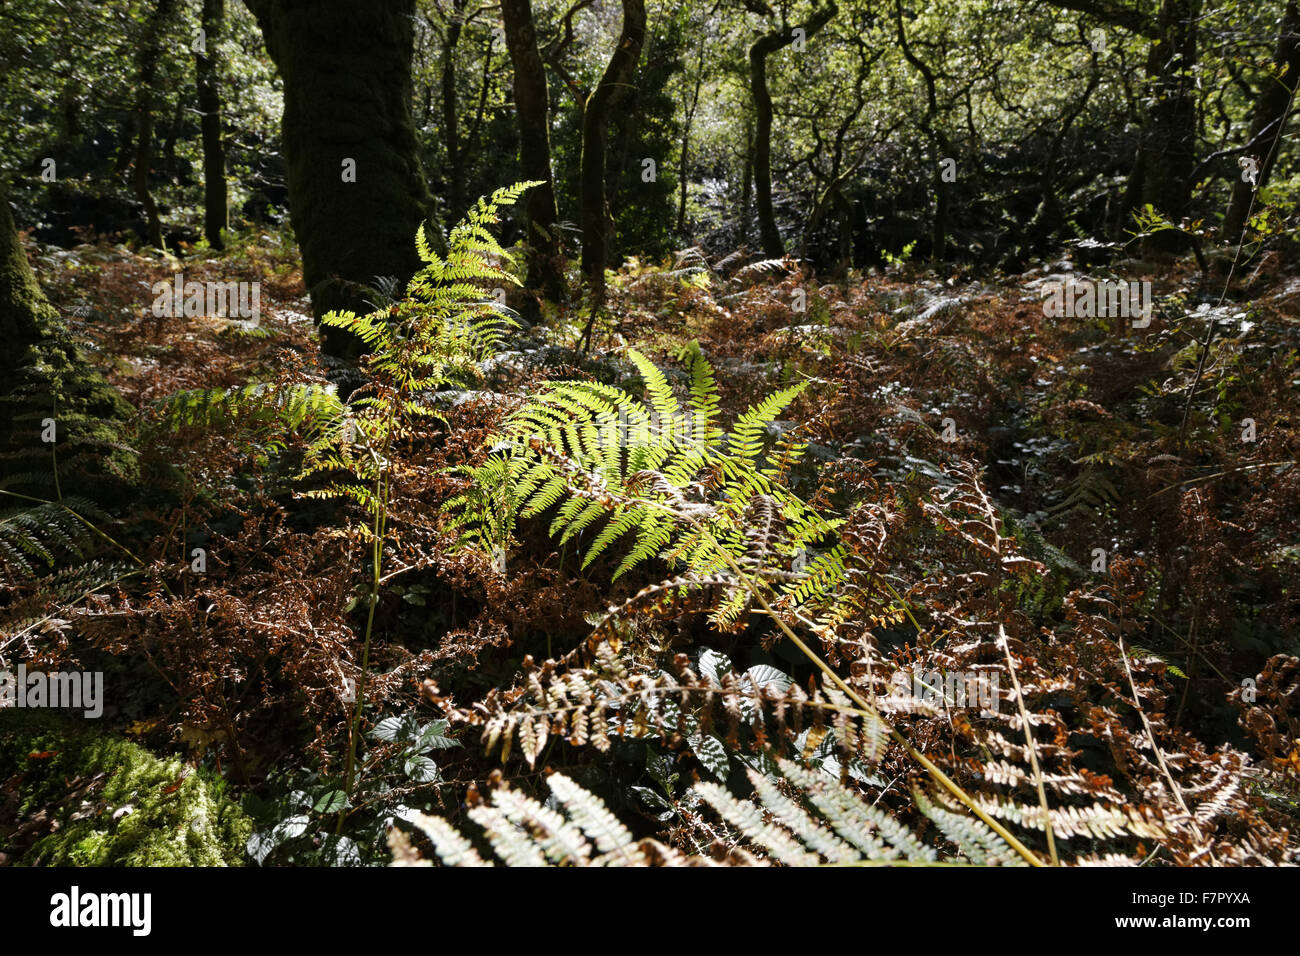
<box><xmin>0</xmin><ymin>497</ymin><xmax>104</xmax><ymax>579</ymax></box>
<box><xmin>304</xmin><ymin>183</ymin><xmax>541</xmax><ymax>809</ymax></box>
<box><xmin>153</xmin><ymin>183</ymin><xmax>541</xmax><ymax>816</ymax></box>
<box><xmin>0</xmin><ymin>347</ymin><xmax>138</xmax><ymax>503</ymax></box>
<box><xmin>303</xmin><ymin>182</ymin><xmax>540</xmax><ymax>515</ymax></box>
<box><xmin>391</xmin><ymin>755</ymin><xmax>1018</xmax><ymax>866</ymax></box>
<box><xmin>1045</xmin><ymin>456</ymin><xmax>1121</xmax><ymax>526</ymax></box>
<box><xmin>393</xmin><ymin>771</ymin><xmax>682</xmax><ymax>867</ymax></box>
<box><xmin>732</xmin><ymin>257</ymin><xmax>797</xmax><ymax>283</ymax></box>
<box><xmin>444</xmin><ymin>343</ymin><xmax>841</xmax><ymax>622</ymax></box>
<box><xmin>155</xmin><ymin>382</ymin><xmax>345</xmax><ymax>453</ymax></box>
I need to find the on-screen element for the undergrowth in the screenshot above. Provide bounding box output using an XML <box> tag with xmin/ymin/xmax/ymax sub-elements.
<box><xmin>3</xmin><ymin>186</ymin><xmax>1298</xmax><ymax>866</ymax></box>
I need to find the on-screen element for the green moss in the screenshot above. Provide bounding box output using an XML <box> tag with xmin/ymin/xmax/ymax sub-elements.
<box><xmin>0</xmin><ymin>182</ymin><xmax>139</xmax><ymax>504</ymax></box>
<box><xmin>0</xmin><ymin>335</ymin><xmax>141</xmax><ymax>501</ymax></box>
<box><xmin>0</xmin><ymin>711</ymin><xmax>250</xmax><ymax>866</ymax></box>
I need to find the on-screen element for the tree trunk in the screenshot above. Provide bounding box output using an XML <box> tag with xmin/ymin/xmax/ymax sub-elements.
<box><xmin>0</xmin><ymin>181</ymin><xmax>137</xmax><ymax>500</ymax></box>
<box><xmin>930</xmin><ymin>152</ymin><xmax>949</xmax><ymax>261</ymax></box>
<box><xmin>245</xmin><ymin>0</ymin><xmax>438</xmax><ymax>357</ymax></box>
<box><xmin>579</xmin><ymin>0</ymin><xmax>646</xmax><ymax>298</ymax></box>
<box><xmin>738</xmin><ymin>116</ymin><xmax>753</xmax><ymax>247</ymax></box>
<box><xmin>1223</xmin><ymin>1</ymin><xmax>1300</xmax><ymax>238</ymax></box>
<box><xmin>749</xmin><ymin>2</ymin><xmax>838</xmax><ymax>258</ymax></box>
<box><xmin>1132</xmin><ymin>0</ymin><xmax>1201</xmax><ymax>252</ymax></box>
<box><xmin>0</xmin><ymin>186</ymin><xmax>48</xmax><ymax>362</ymax></box>
<box><xmin>130</xmin><ymin>0</ymin><xmax>177</xmax><ymax>251</ymax></box>
<box><xmin>501</xmin><ymin>0</ymin><xmax>566</xmax><ymax>301</ymax></box>
<box><xmin>676</xmin><ymin>29</ymin><xmax>707</xmax><ymax>238</ymax></box>
<box><xmin>835</xmin><ymin>190</ymin><xmax>854</xmax><ymax>276</ymax></box>
<box><xmin>441</xmin><ymin>11</ymin><xmax>465</xmax><ymax>222</ymax></box>
<box><xmin>894</xmin><ymin>0</ymin><xmax>953</xmax><ymax>262</ymax></box>
<box><xmin>196</xmin><ymin>0</ymin><xmax>228</xmax><ymax>249</ymax></box>
<box><xmin>1041</xmin><ymin>1</ymin><xmax>1192</xmax><ymax>243</ymax></box>
<box><xmin>748</xmin><ymin>37</ymin><xmax>781</xmax><ymax>257</ymax></box>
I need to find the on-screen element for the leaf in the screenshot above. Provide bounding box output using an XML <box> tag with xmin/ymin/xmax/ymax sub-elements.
<box><xmin>689</xmin><ymin>733</ymin><xmax>731</xmax><ymax>781</ymax></box>
<box><xmin>404</xmin><ymin>755</ymin><xmax>440</xmax><ymax>783</ymax></box>
<box><xmin>631</xmin><ymin>785</ymin><xmax>672</xmax><ymax>812</ymax></box>
<box><xmin>371</xmin><ymin>716</ymin><xmax>406</xmax><ymax>742</ymax></box>
<box><xmin>248</xmin><ymin>813</ymin><xmax>312</xmax><ymax>864</ymax></box>
<box><xmin>697</xmin><ymin>648</ymin><xmax>732</xmax><ymax>688</ymax></box>
<box><xmin>744</xmin><ymin>664</ymin><xmax>793</xmax><ymax>695</ymax></box>
<box><xmin>312</xmin><ymin>790</ymin><xmax>349</xmax><ymax>814</ymax></box>
<box><xmin>246</xmin><ymin>831</ymin><xmax>275</xmax><ymax>866</ymax></box>
<box><xmin>322</xmin><ymin>834</ymin><xmax>364</xmax><ymax>867</ymax></box>
<box><xmin>417</xmin><ymin>720</ymin><xmax>461</xmax><ymax>751</ymax></box>
<box><xmin>274</xmin><ymin>814</ymin><xmax>311</xmax><ymax>841</ymax></box>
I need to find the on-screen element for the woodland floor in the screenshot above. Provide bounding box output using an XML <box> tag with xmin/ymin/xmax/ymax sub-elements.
<box><xmin>4</xmin><ymin>230</ymin><xmax>1300</xmax><ymax>866</ymax></box>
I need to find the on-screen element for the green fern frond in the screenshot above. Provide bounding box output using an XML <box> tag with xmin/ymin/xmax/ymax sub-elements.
<box><xmin>445</xmin><ymin>345</ymin><xmax>831</xmax><ymax>592</ymax></box>
<box><xmin>0</xmin><ymin>497</ymin><xmax>102</xmax><ymax>579</ymax></box>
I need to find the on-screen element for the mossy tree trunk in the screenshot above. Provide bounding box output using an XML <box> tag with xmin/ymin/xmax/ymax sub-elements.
<box><xmin>502</xmin><ymin>0</ymin><xmax>567</xmax><ymax>302</ymax></box>
<box><xmin>1046</xmin><ymin>0</ymin><xmax>1199</xmax><ymax>250</ymax></box>
<box><xmin>738</xmin><ymin>116</ymin><xmax>753</xmax><ymax>247</ymax></box>
<box><xmin>748</xmin><ymin>36</ymin><xmax>782</xmax><ymax>258</ymax></box>
<box><xmin>579</xmin><ymin>0</ymin><xmax>645</xmax><ymax>300</ymax></box>
<box><xmin>676</xmin><ymin>29</ymin><xmax>708</xmax><ymax>238</ymax></box>
<box><xmin>440</xmin><ymin>5</ymin><xmax>466</xmax><ymax>223</ymax></box>
<box><xmin>0</xmin><ymin>186</ymin><xmax>49</xmax><ymax>363</ymax></box>
<box><xmin>0</xmin><ymin>182</ymin><xmax>137</xmax><ymax>502</ymax></box>
<box><xmin>246</xmin><ymin>0</ymin><xmax>439</xmax><ymax>358</ymax></box>
<box><xmin>894</xmin><ymin>0</ymin><xmax>950</xmax><ymax>262</ymax></box>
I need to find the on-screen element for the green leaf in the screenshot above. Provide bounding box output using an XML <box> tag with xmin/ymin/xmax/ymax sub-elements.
<box><xmin>417</xmin><ymin>720</ymin><xmax>461</xmax><ymax>751</ymax></box>
<box><xmin>405</xmin><ymin>755</ymin><xmax>440</xmax><ymax>783</ymax></box>
<box><xmin>371</xmin><ymin>716</ymin><xmax>406</xmax><ymax>742</ymax></box>
<box><xmin>312</xmin><ymin>790</ymin><xmax>349</xmax><ymax>814</ymax></box>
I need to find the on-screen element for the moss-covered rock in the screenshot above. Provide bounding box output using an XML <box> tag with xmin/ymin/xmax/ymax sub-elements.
<box><xmin>0</xmin><ymin>711</ymin><xmax>250</xmax><ymax>866</ymax></box>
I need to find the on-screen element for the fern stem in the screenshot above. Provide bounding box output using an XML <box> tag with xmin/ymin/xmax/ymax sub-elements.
<box><xmin>996</xmin><ymin>623</ymin><xmax>1059</xmax><ymax>865</ymax></box>
<box><xmin>877</xmin><ymin>574</ymin><xmax>925</xmax><ymax>639</ymax></box>
<box><xmin>1115</xmin><ymin>633</ymin><xmax>1213</xmax><ymax>863</ymax></box>
<box><xmin>338</xmin><ymin>460</ymin><xmax>389</xmax><ymax>833</ymax></box>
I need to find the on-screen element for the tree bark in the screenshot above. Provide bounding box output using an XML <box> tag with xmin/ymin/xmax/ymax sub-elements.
<box><xmin>196</xmin><ymin>0</ymin><xmax>228</xmax><ymax>249</ymax></box>
<box><xmin>1134</xmin><ymin>0</ymin><xmax>1201</xmax><ymax>248</ymax></box>
<box><xmin>441</xmin><ymin>8</ymin><xmax>465</xmax><ymax>222</ymax></box>
<box><xmin>676</xmin><ymin>28</ymin><xmax>707</xmax><ymax>238</ymax></box>
<box><xmin>579</xmin><ymin>0</ymin><xmax>646</xmax><ymax>297</ymax></box>
<box><xmin>0</xmin><ymin>181</ymin><xmax>137</xmax><ymax>500</ymax></box>
<box><xmin>130</xmin><ymin>0</ymin><xmax>177</xmax><ymax>251</ymax></box>
<box><xmin>501</xmin><ymin>0</ymin><xmax>566</xmax><ymax>300</ymax></box>
<box><xmin>749</xmin><ymin>2</ymin><xmax>838</xmax><ymax>257</ymax></box>
<box><xmin>245</xmin><ymin>0</ymin><xmax>438</xmax><ymax>357</ymax></box>
<box><xmin>1223</xmin><ymin>1</ymin><xmax>1300</xmax><ymax>238</ymax></box>
<box><xmin>0</xmin><ymin>186</ymin><xmax>48</xmax><ymax>362</ymax></box>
